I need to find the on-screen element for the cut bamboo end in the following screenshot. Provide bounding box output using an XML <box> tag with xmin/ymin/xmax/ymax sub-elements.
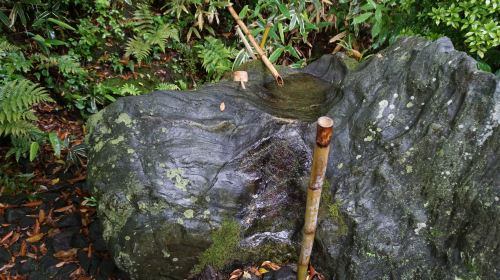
<box><xmin>316</xmin><ymin>116</ymin><xmax>333</xmax><ymax>148</ymax></box>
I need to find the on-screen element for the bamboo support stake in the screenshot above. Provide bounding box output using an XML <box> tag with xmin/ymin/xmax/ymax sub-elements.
<box><xmin>235</xmin><ymin>26</ymin><xmax>257</xmax><ymax>59</ymax></box>
<box><xmin>227</xmin><ymin>4</ymin><xmax>284</xmax><ymax>87</ymax></box>
<box><xmin>297</xmin><ymin>116</ymin><xmax>334</xmax><ymax>280</ymax></box>
<box><xmin>259</xmin><ymin>22</ymin><xmax>273</xmax><ymax>50</ymax></box>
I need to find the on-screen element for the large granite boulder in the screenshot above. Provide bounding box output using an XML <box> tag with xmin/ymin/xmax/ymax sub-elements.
<box><xmin>87</xmin><ymin>36</ymin><xmax>499</xmax><ymax>280</ymax></box>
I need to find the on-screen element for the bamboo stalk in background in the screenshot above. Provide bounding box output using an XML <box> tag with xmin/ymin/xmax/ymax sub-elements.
<box><xmin>235</xmin><ymin>26</ymin><xmax>257</xmax><ymax>59</ymax></box>
<box><xmin>227</xmin><ymin>3</ymin><xmax>284</xmax><ymax>87</ymax></box>
<box><xmin>297</xmin><ymin>116</ymin><xmax>334</xmax><ymax>280</ymax></box>
<box><xmin>259</xmin><ymin>22</ymin><xmax>273</xmax><ymax>50</ymax></box>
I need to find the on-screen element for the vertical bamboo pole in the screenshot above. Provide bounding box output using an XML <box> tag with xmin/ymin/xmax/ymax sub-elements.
<box><xmin>297</xmin><ymin>116</ymin><xmax>334</xmax><ymax>280</ymax></box>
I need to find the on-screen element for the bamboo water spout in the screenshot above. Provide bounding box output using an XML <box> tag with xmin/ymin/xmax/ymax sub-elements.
<box><xmin>297</xmin><ymin>116</ymin><xmax>334</xmax><ymax>280</ymax></box>
<box><xmin>227</xmin><ymin>3</ymin><xmax>284</xmax><ymax>87</ymax></box>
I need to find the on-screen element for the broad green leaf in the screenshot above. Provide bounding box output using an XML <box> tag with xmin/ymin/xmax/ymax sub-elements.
<box><xmin>29</xmin><ymin>142</ymin><xmax>39</xmax><ymax>162</ymax></box>
<box><xmin>353</xmin><ymin>12</ymin><xmax>373</xmax><ymax>25</ymax></box>
<box><xmin>269</xmin><ymin>48</ymin><xmax>284</xmax><ymax>63</ymax></box>
<box><xmin>239</xmin><ymin>5</ymin><xmax>249</xmax><ymax>18</ymax></box>
<box><xmin>48</xmin><ymin>18</ymin><xmax>76</xmax><ymax>31</ymax></box>
<box><xmin>49</xmin><ymin>132</ymin><xmax>61</xmax><ymax>157</ymax></box>
<box><xmin>371</xmin><ymin>20</ymin><xmax>382</xmax><ymax>38</ymax></box>
<box><xmin>278</xmin><ymin>4</ymin><xmax>291</xmax><ymax>18</ymax></box>
<box><xmin>278</xmin><ymin>22</ymin><xmax>285</xmax><ymax>44</ymax></box>
<box><xmin>477</xmin><ymin>61</ymin><xmax>491</xmax><ymax>72</ymax></box>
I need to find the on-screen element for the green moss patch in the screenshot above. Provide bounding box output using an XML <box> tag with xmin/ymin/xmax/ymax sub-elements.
<box><xmin>193</xmin><ymin>220</ymin><xmax>241</xmax><ymax>273</ymax></box>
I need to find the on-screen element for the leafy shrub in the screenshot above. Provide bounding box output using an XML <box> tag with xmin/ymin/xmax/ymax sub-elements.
<box><xmin>195</xmin><ymin>37</ymin><xmax>236</xmax><ymax>81</ymax></box>
<box><xmin>429</xmin><ymin>0</ymin><xmax>499</xmax><ymax>58</ymax></box>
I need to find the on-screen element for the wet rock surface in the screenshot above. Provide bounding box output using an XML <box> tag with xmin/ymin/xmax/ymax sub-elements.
<box><xmin>88</xmin><ymin>36</ymin><xmax>499</xmax><ymax>280</ymax></box>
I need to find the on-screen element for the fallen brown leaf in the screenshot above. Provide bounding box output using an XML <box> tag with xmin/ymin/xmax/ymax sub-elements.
<box><xmin>229</xmin><ymin>268</ymin><xmax>243</xmax><ymax>280</ymax></box>
<box><xmin>54</xmin><ymin>205</ymin><xmax>73</xmax><ymax>213</ymax></box>
<box><xmin>26</xmin><ymin>233</ymin><xmax>45</xmax><ymax>243</ymax></box>
<box><xmin>21</xmin><ymin>200</ymin><xmax>43</xmax><ymax>208</ymax></box>
<box><xmin>261</xmin><ymin>261</ymin><xmax>280</xmax><ymax>271</ymax></box>
<box><xmin>0</xmin><ymin>231</ymin><xmax>13</xmax><ymax>244</ymax></box>
<box><xmin>53</xmin><ymin>248</ymin><xmax>78</xmax><ymax>261</ymax></box>
<box><xmin>19</xmin><ymin>241</ymin><xmax>27</xmax><ymax>257</ymax></box>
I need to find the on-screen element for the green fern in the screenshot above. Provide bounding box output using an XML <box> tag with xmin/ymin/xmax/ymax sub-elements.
<box><xmin>155</xmin><ymin>82</ymin><xmax>180</xmax><ymax>91</ymax></box>
<box><xmin>125</xmin><ymin>37</ymin><xmax>151</xmax><ymax>63</ymax></box>
<box><xmin>0</xmin><ymin>38</ymin><xmax>19</xmax><ymax>54</ymax></box>
<box><xmin>195</xmin><ymin>37</ymin><xmax>236</xmax><ymax>81</ymax></box>
<box><xmin>33</xmin><ymin>54</ymin><xmax>86</xmax><ymax>75</ymax></box>
<box><xmin>146</xmin><ymin>24</ymin><xmax>179</xmax><ymax>52</ymax></box>
<box><xmin>126</xmin><ymin>5</ymin><xmax>179</xmax><ymax>63</ymax></box>
<box><xmin>0</xmin><ymin>79</ymin><xmax>52</xmax><ymax>137</ymax></box>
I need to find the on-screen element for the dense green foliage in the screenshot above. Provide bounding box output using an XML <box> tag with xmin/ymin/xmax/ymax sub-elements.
<box><xmin>0</xmin><ymin>0</ymin><xmax>498</xmax><ymax>174</ymax></box>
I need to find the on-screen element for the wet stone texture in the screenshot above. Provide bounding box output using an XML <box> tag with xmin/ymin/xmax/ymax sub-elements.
<box><xmin>87</xmin><ymin>37</ymin><xmax>499</xmax><ymax>280</ymax></box>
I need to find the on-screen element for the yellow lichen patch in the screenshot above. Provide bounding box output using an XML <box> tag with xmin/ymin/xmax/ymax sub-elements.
<box><xmin>110</xmin><ymin>135</ymin><xmax>125</xmax><ymax>145</ymax></box>
<box><xmin>116</xmin><ymin>113</ymin><xmax>133</xmax><ymax>126</ymax></box>
<box><xmin>184</xmin><ymin>209</ymin><xmax>194</xmax><ymax>219</ymax></box>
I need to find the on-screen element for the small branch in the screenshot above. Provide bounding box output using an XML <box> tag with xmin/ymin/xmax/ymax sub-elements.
<box><xmin>235</xmin><ymin>26</ymin><xmax>257</xmax><ymax>60</ymax></box>
<box><xmin>227</xmin><ymin>4</ymin><xmax>284</xmax><ymax>87</ymax></box>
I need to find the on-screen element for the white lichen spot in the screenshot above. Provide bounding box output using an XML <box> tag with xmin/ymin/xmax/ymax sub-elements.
<box><xmin>410</xmin><ymin>96</ymin><xmax>415</xmax><ymax>100</ymax></box>
<box><xmin>116</xmin><ymin>113</ymin><xmax>133</xmax><ymax>126</ymax></box>
<box><xmin>406</xmin><ymin>165</ymin><xmax>413</xmax><ymax>174</ymax></box>
<box><xmin>495</xmin><ymin>196</ymin><xmax>499</xmax><ymax>202</ymax></box>
<box><xmin>432</xmin><ymin>78</ymin><xmax>436</xmax><ymax>82</ymax></box>
<box><xmin>356</xmin><ymin>155</ymin><xmax>362</xmax><ymax>160</ymax></box>
<box><xmin>421</xmin><ymin>102</ymin><xmax>425</xmax><ymax>106</ymax></box>
<box><xmin>111</xmin><ymin>164</ymin><xmax>115</xmax><ymax>168</ymax></box>
<box><xmin>125</xmin><ymin>236</ymin><xmax>130</xmax><ymax>241</ymax></box>
<box><xmin>205</xmin><ymin>196</ymin><xmax>211</xmax><ymax>202</ymax></box>
<box><xmin>377</xmin><ymin>100</ymin><xmax>389</xmax><ymax>119</ymax></box>
<box><xmin>405</xmin><ymin>126</ymin><xmax>409</xmax><ymax>130</ymax></box>
<box><xmin>190</xmin><ymin>196</ymin><xmax>198</xmax><ymax>203</ymax></box>
<box><xmin>447</xmin><ymin>99</ymin><xmax>453</xmax><ymax>106</ymax></box>
<box><xmin>364</xmin><ymin>136</ymin><xmax>373</xmax><ymax>142</ymax></box>
<box><xmin>406</xmin><ymin>102</ymin><xmax>414</xmax><ymax>108</ymax></box>
<box><xmin>162</xmin><ymin>249</ymin><xmax>170</xmax><ymax>258</ymax></box>
<box><xmin>183</xmin><ymin>209</ymin><xmax>194</xmax><ymax>219</ymax></box>
<box><xmin>203</xmin><ymin>209</ymin><xmax>210</xmax><ymax>219</ymax></box>
<box><xmin>337</xmin><ymin>163</ymin><xmax>344</xmax><ymax>169</ymax></box>
<box><xmin>390</xmin><ymin>143</ymin><xmax>394</xmax><ymax>147</ymax></box>
<box><xmin>393</xmin><ymin>94</ymin><xmax>398</xmax><ymax>98</ymax></box>
<box><xmin>458</xmin><ymin>124</ymin><xmax>464</xmax><ymax>129</ymax></box>
<box><xmin>414</xmin><ymin>222</ymin><xmax>427</xmax><ymax>234</ymax></box>
<box><xmin>389</xmin><ymin>104</ymin><xmax>395</xmax><ymax>110</ymax></box>
<box><xmin>127</xmin><ymin>148</ymin><xmax>134</xmax><ymax>154</ymax></box>
<box><xmin>252</xmin><ymin>194</ymin><xmax>258</xmax><ymax>199</ymax></box>
<box><xmin>176</xmin><ymin>218</ymin><xmax>184</xmax><ymax>225</ymax></box>
<box><xmin>445</xmin><ymin>171</ymin><xmax>451</xmax><ymax>175</ymax></box>
<box><xmin>172</xmin><ymin>258</ymin><xmax>178</xmax><ymax>262</ymax></box>
<box><xmin>376</xmin><ymin>127</ymin><xmax>382</xmax><ymax>132</ymax></box>
<box><xmin>388</xmin><ymin>114</ymin><xmax>395</xmax><ymax>121</ymax></box>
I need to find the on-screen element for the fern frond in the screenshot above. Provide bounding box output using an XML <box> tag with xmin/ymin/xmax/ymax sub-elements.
<box><xmin>125</xmin><ymin>37</ymin><xmax>151</xmax><ymax>63</ymax></box>
<box><xmin>56</xmin><ymin>55</ymin><xmax>86</xmax><ymax>74</ymax></box>
<box><xmin>0</xmin><ymin>120</ymin><xmax>38</xmax><ymax>137</ymax></box>
<box><xmin>0</xmin><ymin>79</ymin><xmax>51</xmax><ymax>138</ymax></box>
<box><xmin>146</xmin><ymin>23</ymin><xmax>179</xmax><ymax>52</ymax></box>
<box><xmin>132</xmin><ymin>5</ymin><xmax>155</xmax><ymax>33</ymax></box>
<box><xmin>155</xmin><ymin>82</ymin><xmax>180</xmax><ymax>91</ymax></box>
<box><xmin>0</xmin><ymin>38</ymin><xmax>18</xmax><ymax>54</ymax></box>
